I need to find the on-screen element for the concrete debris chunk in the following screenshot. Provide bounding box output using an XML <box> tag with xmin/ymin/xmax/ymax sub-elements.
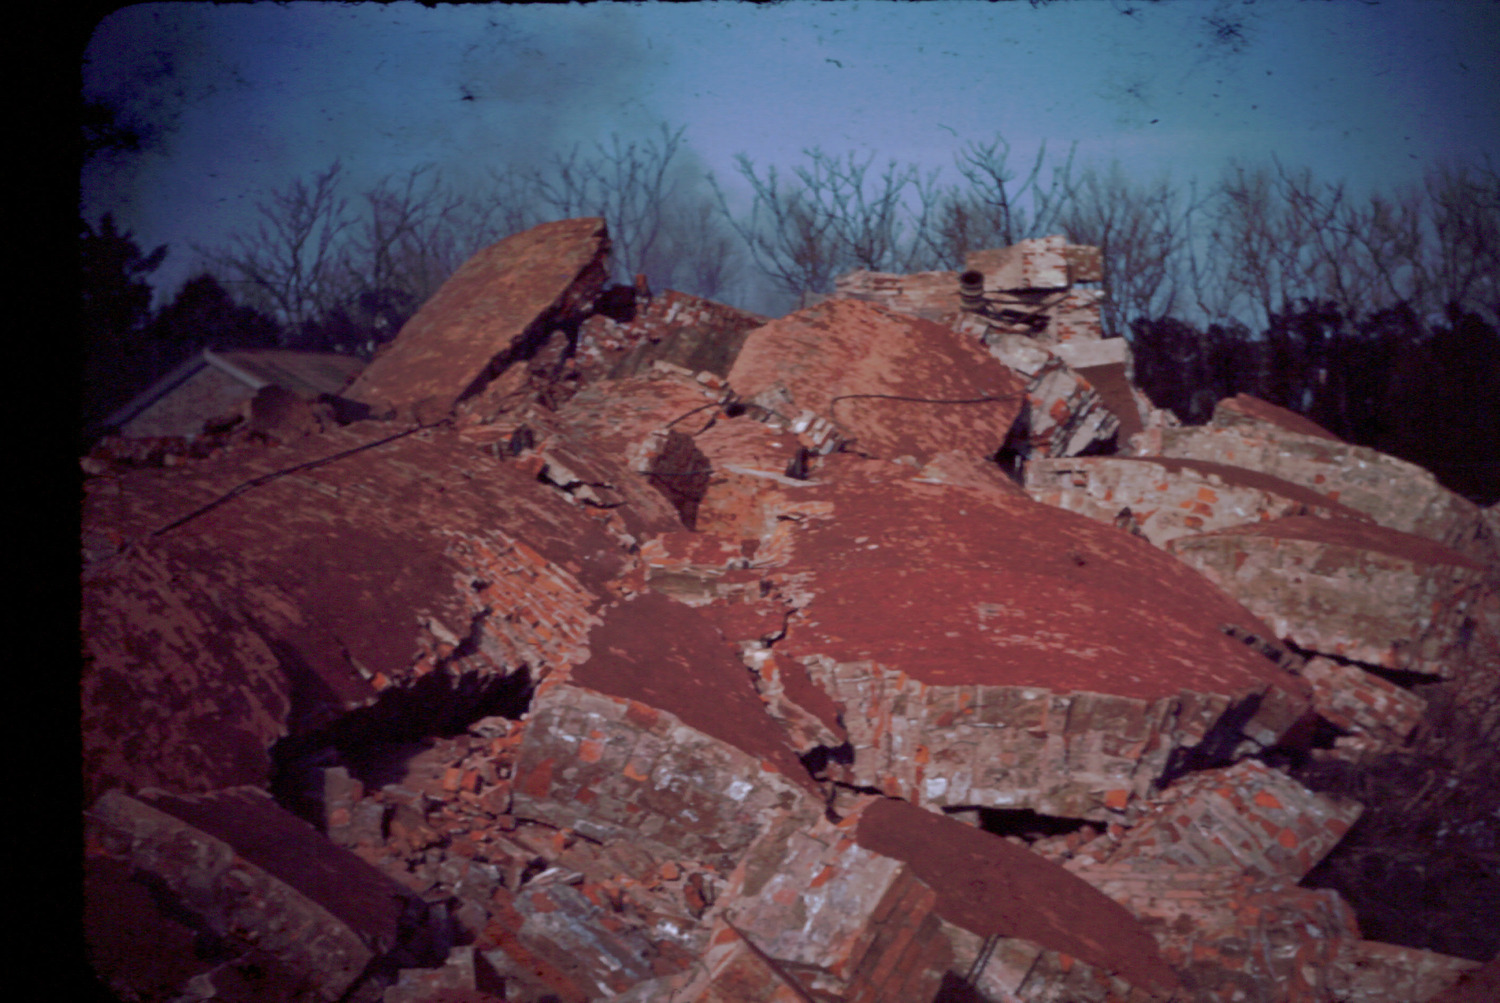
<box><xmin>345</xmin><ymin>217</ymin><xmax>610</xmax><ymax>414</ymax></box>
<box><xmin>82</xmin><ymin>224</ymin><xmax>1494</xmax><ymax>1003</ymax></box>
<box><xmin>1167</xmin><ymin>515</ymin><xmax>1490</xmax><ymax>676</ymax></box>
<box><xmin>1151</xmin><ymin>393</ymin><xmax>1498</xmax><ymax>567</ymax></box>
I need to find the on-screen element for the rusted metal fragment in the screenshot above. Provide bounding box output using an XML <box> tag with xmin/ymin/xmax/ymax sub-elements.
<box><xmin>727</xmin><ymin>297</ymin><xmax>1026</xmax><ymax>465</ymax></box>
<box><xmin>344</xmin><ymin>217</ymin><xmax>610</xmax><ymax>413</ymax></box>
<box><xmin>855</xmin><ymin>796</ymin><xmax>1181</xmax><ymax>1002</ymax></box>
<box><xmin>1167</xmin><ymin>515</ymin><xmax>1490</xmax><ymax>675</ymax></box>
<box><xmin>1026</xmin><ymin>454</ymin><xmax>1375</xmax><ymax>548</ymax></box>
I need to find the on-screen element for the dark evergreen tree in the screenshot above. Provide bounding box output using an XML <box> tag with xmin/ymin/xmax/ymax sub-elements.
<box><xmin>145</xmin><ymin>273</ymin><xmax>282</xmax><ymax>354</ymax></box>
<box><xmin>80</xmin><ymin>214</ymin><xmax>167</xmax><ymax>436</ymax></box>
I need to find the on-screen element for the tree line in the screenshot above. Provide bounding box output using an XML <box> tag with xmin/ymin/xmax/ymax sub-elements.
<box><xmin>80</xmin><ymin>125</ymin><xmax>1498</xmax><ymax>501</ymax></box>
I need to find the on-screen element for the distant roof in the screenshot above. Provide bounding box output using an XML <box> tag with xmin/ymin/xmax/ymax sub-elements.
<box><xmin>211</xmin><ymin>349</ymin><xmax>365</xmax><ymax>399</ymax></box>
<box><xmin>101</xmin><ymin>347</ymin><xmax>365</xmax><ymax>433</ymax></box>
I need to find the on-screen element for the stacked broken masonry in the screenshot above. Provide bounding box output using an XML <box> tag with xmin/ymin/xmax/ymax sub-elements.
<box><xmin>82</xmin><ymin>219</ymin><xmax>1499</xmax><ymax>1002</ymax></box>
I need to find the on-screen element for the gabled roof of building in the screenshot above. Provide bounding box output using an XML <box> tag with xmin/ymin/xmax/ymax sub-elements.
<box><xmin>101</xmin><ymin>347</ymin><xmax>365</xmax><ymax>433</ymax></box>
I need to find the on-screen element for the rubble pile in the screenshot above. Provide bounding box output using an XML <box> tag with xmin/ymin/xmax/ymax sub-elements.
<box><xmin>82</xmin><ymin>221</ymin><xmax>1497</xmax><ymax>1001</ymax></box>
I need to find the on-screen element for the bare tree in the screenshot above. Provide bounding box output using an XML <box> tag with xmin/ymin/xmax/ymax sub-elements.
<box><xmin>1059</xmin><ymin>161</ymin><xmax>1189</xmax><ymax>336</ymax></box>
<box><xmin>911</xmin><ymin>136</ymin><xmax>1075</xmax><ymax>269</ymax></box>
<box><xmin>203</xmin><ymin>161</ymin><xmax>354</xmax><ymax>340</ymax></box>
<box><xmin>648</xmin><ymin>197</ymin><xmax>745</xmax><ymax>303</ymax></box>
<box><xmin>710</xmin><ymin>158</ymin><xmax>842</xmax><ymax>305</ymax></box>
<box><xmin>1424</xmin><ymin>159</ymin><xmax>1500</xmax><ymax>323</ymax></box>
<box><xmin>532</xmin><ymin>123</ymin><xmax>687</xmax><ymax>283</ymax></box>
<box><xmin>349</xmin><ymin>165</ymin><xmax>471</xmax><ymax>308</ymax></box>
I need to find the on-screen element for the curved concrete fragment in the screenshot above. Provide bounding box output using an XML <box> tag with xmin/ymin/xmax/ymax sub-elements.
<box><xmin>1166</xmin><ymin>515</ymin><xmax>1490</xmax><ymax>674</ymax></box>
<box><xmin>1151</xmin><ymin>395</ymin><xmax>1496</xmax><ymax>566</ymax></box>
<box><xmin>765</xmin><ymin>455</ymin><xmax>1312</xmax><ymax>820</ymax></box>
<box><xmin>86</xmin><ymin>787</ymin><xmax>422</xmax><ymax>1001</ymax></box>
<box><xmin>81</xmin><ymin>422</ymin><xmax>660</xmax><ymax>800</ymax></box>
<box><xmin>344</xmin><ymin>217</ymin><xmax>610</xmax><ymax>413</ymax></box>
<box><xmin>81</xmin><ymin>543</ymin><xmax>293</xmax><ymax>799</ymax></box>
<box><xmin>726</xmin><ymin>297</ymin><xmax>1026</xmax><ymax>466</ymax></box>
<box><xmin>1026</xmin><ymin>454</ymin><xmax>1374</xmax><ymax>548</ymax></box>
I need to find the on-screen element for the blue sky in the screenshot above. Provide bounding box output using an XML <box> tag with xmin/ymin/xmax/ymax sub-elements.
<box><xmin>82</xmin><ymin>1</ymin><xmax>1500</xmax><ymax>307</ymax></box>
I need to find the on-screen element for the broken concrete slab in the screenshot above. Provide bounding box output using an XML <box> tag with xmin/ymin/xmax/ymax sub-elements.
<box><xmin>706</xmin><ymin>801</ymin><xmax>953</xmax><ymax>1003</ymax></box>
<box><xmin>1062</xmin><ymin>760</ymin><xmax>1366</xmax><ymax>1003</ymax></box>
<box><xmin>345</xmin><ymin>217</ymin><xmax>610</xmax><ymax>414</ymax></box>
<box><xmin>81</xmin><ymin>543</ymin><xmax>293</xmax><ymax>799</ymax></box>
<box><xmin>510</xmin><ymin>592</ymin><xmax>824</xmax><ymax>872</ymax></box>
<box><xmin>1166</xmin><ymin>515</ymin><xmax>1491</xmax><ymax>676</ymax></box>
<box><xmin>853</xmin><ymin>796</ymin><xmax>1182</xmax><ymax>1002</ymax></box>
<box><xmin>958</xmin><ymin>324</ymin><xmax>1125</xmax><ymax>459</ymax></box>
<box><xmin>575</xmin><ymin>287</ymin><xmax>768</xmax><ymax>382</ymax></box>
<box><xmin>1025</xmin><ymin>454</ymin><xmax>1376</xmax><ymax>548</ymax></box>
<box><xmin>87</xmin><ymin>787</ymin><xmax>428</xmax><ymax>1002</ymax></box>
<box><xmin>1300</xmin><ymin>655</ymin><xmax>1427</xmax><ymax>748</ymax></box>
<box><xmin>1149</xmin><ymin>394</ymin><xmax>1497</xmax><ymax>567</ymax></box>
<box><xmin>1074</xmin><ymin>759</ymin><xmax>1361</xmax><ymax>884</ymax></box>
<box><xmin>81</xmin><ymin>421</ymin><xmax>663</xmax><ymax>799</ymax></box>
<box><xmin>727</xmin><ymin>297</ymin><xmax>1027</xmax><ymax>467</ymax></box>
<box><xmin>755</xmin><ymin>455</ymin><xmax>1311</xmax><ymax>819</ymax></box>
<box><xmin>81</xmin><ymin>225</ymin><xmax>1495</xmax><ymax>1003</ymax></box>
<box><xmin>834</xmin><ymin>267</ymin><xmax>965</xmax><ymax>321</ymax></box>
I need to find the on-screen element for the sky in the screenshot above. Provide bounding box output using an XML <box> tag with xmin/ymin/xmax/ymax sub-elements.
<box><xmin>81</xmin><ymin>0</ymin><xmax>1500</xmax><ymax>310</ymax></box>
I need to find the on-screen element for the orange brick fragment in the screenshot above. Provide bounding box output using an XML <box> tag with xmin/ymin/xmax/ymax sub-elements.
<box><xmin>1253</xmin><ymin>790</ymin><xmax>1283</xmax><ymax>810</ymax></box>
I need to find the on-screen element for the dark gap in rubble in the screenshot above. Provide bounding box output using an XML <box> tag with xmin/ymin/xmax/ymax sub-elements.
<box><xmin>269</xmin><ymin>666</ymin><xmax>534</xmax><ymax>826</ymax></box>
<box><xmin>798</xmin><ymin>741</ymin><xmax>854</xmax><ymax>779</ymax></box>
<box><xmin>784</xmin><ymin>446</ymin><xmax>814</xmax><ymax>480</ymax></box>
<box><xmin>315</xmin><ymin>392</ymin><xmax>373</xmax><ymax>426</ymax></box>
<box><xmin>993</xmin><ymin>404</ymin><xmax>1031</xmax><ymax>484</ymax></box>
<box><xmin>933</xmin><ymin>971</ymin><xmax>989</xmax><ymax>1003</ymax></box>
<box><xmin>1282</xmin><ymin>638</ymin><xmax>1443</xmax><ymax>689</ymax></box>
<box><xmin>944</xmin><ymin>806</ymin><xmax>1093</xmax><ymax>843</ymax></box>
<box><xmin>1221</xmin><ymin>623</ymin><xmax>1303</xmax><ymax>673</ymax></box>
<box><xmin>593</xmin><ymin>281</ymin><xmax>640</xmax><ymax>323</ymax></box>
<box><xmin>1155</xmin><ymin>692</ymin><xmax>1264</xmax><ymax>789</ymax></box>
<box><xmin>456</xmin><ymin>303</ymin><xmax>583</xmax><ymax>403</ymax></box>
<box><xmin>1256</xmin><ymin>715</ymin><xmax>1348</xmax><ymax>773</ymax></box>
<box><xmin>338</xmin><ymin>895</ymin><xmax>456</xmax><ymax>1002</ymax></box>
<box><xmin>1073</xmin><ymin>426</ymin><xmax>1119</xmax><ymax>457</ymax></box>
<box><xmin>507</xmin><ymin>425</ymin><xmax>535</xmax><ymax>455</ymax></box>
<box><xmin>647</xmin><ymin>429</ymin><xmax>711</xmax><ymax>529</ymax></box>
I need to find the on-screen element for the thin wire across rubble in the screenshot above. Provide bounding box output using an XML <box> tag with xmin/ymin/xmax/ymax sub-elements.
<box><xmin>147</xmin><ymin>419</ymin><xmax>449</xmax><ymax>540</ymax></box>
